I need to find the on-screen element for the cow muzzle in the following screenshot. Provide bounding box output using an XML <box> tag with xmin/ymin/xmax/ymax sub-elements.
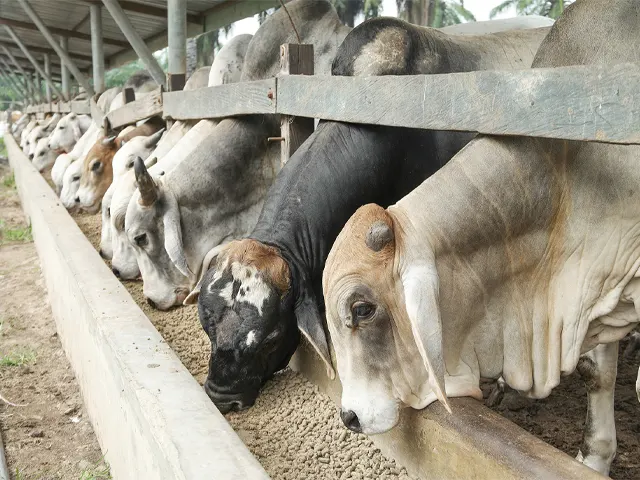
<box><xmin>204</xmin><ymin>381</ymin><xmax>256</xmax><ymax>414</ymax></box>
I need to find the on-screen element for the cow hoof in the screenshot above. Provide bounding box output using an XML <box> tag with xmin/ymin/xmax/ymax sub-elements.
<box><xmin>576</xmin><ymin>450</ymin><xmax>611</xmax><ymax>476</ymax></box>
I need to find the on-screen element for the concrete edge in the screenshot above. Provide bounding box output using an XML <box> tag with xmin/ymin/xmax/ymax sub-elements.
<box><xmin>290</xmin><ymin>334</ymin><xmax>606</xmax><ymax>479</ymax></box>
<box><xmin>5</xmin><ymin>133</ymin><xmax>270</xmax><ymax>480</ymax></box>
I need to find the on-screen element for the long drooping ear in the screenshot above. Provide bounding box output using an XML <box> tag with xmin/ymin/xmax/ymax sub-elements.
<box><xmin>401</xmin><ymin>263</ymin><xmax>451</xmax><ymax>413</ymax></box>
<box><xmin>162</xmin><ymin>190</ymin><xmax>193</xmax><ymax>279</ymax></box>
<box><xmin>145</xmin><ymin>128</ymin><xmax>165</xmax><ymax>148</ymax></box>
<box><xmin>72</xmin><ymin>121</ymin><xmax>82</xmax><ymax>141</ymax></box>
<box><xmin>134</xmin><ymin>156</ymin><xmax>158</xmax><ymax>207</ymax></box>
<box><xmin>295</xmin><ymin>286</ymin><xmax>335</xmax><ymax>380</ymax></box>
<box><xmin>183</xmin><ymin>243</ymin><xmax>229</xmax><ymax>305</ymax></box>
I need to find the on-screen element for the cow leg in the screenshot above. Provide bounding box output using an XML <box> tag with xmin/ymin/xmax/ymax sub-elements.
<box><xmin>575</xmin><ymin>342</ymin><xmax>618</xmax><ymax>475</ymax></box>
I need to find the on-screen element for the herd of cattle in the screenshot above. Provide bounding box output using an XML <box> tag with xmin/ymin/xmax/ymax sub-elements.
<box><xmin>7</xmin><ymin>0</ymin><xmax>640</xmax><ymax>475</ymax></box>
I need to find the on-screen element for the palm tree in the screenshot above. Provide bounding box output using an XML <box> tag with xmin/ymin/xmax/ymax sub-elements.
<box><xmin>490</xmin><ymin>0</ymin><xmax>574</xmax><ymax>19</ymax></box>
<box><xmin>331</xmin><ymin>0</ymin><xmax>383</xmax><ymax>27</ymax></box>
<box><xmin>397</xmin><ymin>0</ymin><xmax>475</xmax><ymax>27</ymax></box>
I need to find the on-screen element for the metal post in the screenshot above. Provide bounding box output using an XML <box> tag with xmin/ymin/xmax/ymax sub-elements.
<box><xmin>16</xmin><ymin>0</ymin><xmax>92</xmax><ymax>97</ymax></box>
<box><xmin>167</xmin><ymin>0</ymin><xmax>186</xmax><ymax>91</ymax></box>
<box><xmin>101</xmin><ymin>0</ymin><xmax>166</xmax><ymax>86</ymax></box>
<box><xmin>34</xmin><ymin>69</ymin><xmax>41</xmax><ymax>102</ymax></box>
<box><xmin>3</xmin><ymin>25</ymin><xmax>66</xmax><ymax>100</ymax></box>
<box><xmin>44</xmin><ymin>53</ymin><xmax>52</xmax><ymax>103</ymax></box>
<box><xmin>89</xmin><ymin>4</ymin><xmax>105</xmax><ymax>93</ymax></box>
<box><xmin>59</xmin><ymin>36</ymin><xmax>70</xmax><ymax>100</ymax></box>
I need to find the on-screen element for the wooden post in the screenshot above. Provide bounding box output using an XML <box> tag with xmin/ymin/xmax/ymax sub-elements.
<box><xmin>43</xmin><ymin>53</ymin><xmax>52</xmax><ymax>103</ymax></box>
<box><xmin>90</xmin><ymin>4</ymin><xmax>105</xmax><ymax>93</ymax></box>
<box><xmin>279</xmin><ymin>44</ymin><xmax>314</xmax><ymax>166</ymax></box>
<box><xmin>59</xmin><ymin>36</ymin><xmax>70</xmax><ymax>100</ymax></box>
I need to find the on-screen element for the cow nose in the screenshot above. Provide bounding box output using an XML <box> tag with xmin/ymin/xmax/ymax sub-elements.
<box><xmin>74</xmin><ymin>196</ymin><xmax>80</xmax><ymax>203</ymax></box>
<box><xmin>146</xmin><ymin>297</ymin><xmax>158</xmax><ymax>309</ymax></box>
<box><xmin>340</xmin><ymin>409</ymin><xmax>362</xmax><ymax>433</ymax></box>
<box><xmin>99</xmin><ymin>249</ymin><xmax>106</xmax><ymax>259</ymax></box>
<box><xmin>111</xmin><ymin>267</ymin><xmax>121</xmax><ymax>278</ymax></box>
<box><xmin>29</xmin><ymin>153</ymin><xmax>34</xmax><ymax>160</ymax></box>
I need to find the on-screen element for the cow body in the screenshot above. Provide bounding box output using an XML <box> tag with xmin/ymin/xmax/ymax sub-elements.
<box><xmin>124</xmin><ymin>0</ymin><xmax>351</xmax><ymax>310</ymax></box>
<box><xmin>193</xmin><ymin>13</ymin><xmax>549</xmax><ymax>413</ymax></box>
<box><xmin>322</xmin><ymin>1</ymin><xmax>640</xmax><ymax>475</ymax></box>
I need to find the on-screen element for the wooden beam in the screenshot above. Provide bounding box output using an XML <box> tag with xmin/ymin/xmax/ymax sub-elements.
<box><xmin>0</xmin><ymin>39</ymin><xmax>92</xmax><ymax>63</ymax></box>
<box><xmin>279</xmin><ymin>44</ymin><xmax>314</xmax><ymax>166</ymax></box>
<box><xmin>276</xmin><ymin>62</ymin><xmax>640</xmax><ymax>145</ymax></box>
<box><xmin>0</xmin><ymin>16</ymin><xmax>129</xmax><ymax>48</ymax></box>
<box><xmin>66</xmin><ymin>0</ymin><xmax>202</xmax><ymax>24</ymax></box>
<box><xmin>16</xmin><ymin>0</ymin><xmax>93</xmax><ymax>96</ymax></box>
<box><xmin>106</xmin><ymin>87</ymin><xmax>163</xmax><ymax>129</ymax></box>
<box><xmin>162</xmin><ymin>79</ymin><xmax>276</xmax><ymax>120</ymax></box>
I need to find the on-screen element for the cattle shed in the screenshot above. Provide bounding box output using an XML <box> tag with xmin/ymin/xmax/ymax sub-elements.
<box><xmin>3</xmin><ymin>1</ymin><xmax>640</xmax><ymax>480</ymax></box>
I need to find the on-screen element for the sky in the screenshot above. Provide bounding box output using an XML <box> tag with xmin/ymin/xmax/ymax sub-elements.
<box><xmin>221</xmin><ymin>0</ymin><xmax>518</xmax><ymax>42</ymax></box>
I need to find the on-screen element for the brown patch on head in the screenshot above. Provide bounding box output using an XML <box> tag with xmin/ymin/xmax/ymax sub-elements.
<box><xmin>79</xmin><ymin>135</ymin><xmax>119</xmax><ymax>202</ymax></box>
<box><xmin>224</xmin><ymin>239</ymin><xmax>290</xmax><ymax>295</ymax></box>
<box><xmin>324</xmin><ymin>204</ymin><xmax>396</xmax><ymax>294</ymax></box>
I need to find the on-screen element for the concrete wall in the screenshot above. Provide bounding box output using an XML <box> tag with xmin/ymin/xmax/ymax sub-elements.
<box><xmin>6</xmin><ymin>134</ymin><xmax>270</xmax><ymax>480</ymax></box>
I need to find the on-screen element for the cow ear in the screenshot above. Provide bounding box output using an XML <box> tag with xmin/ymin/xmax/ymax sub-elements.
<box><xmin>72</xmin><ymin>122</ymin><xmax>82</xmax><ymax>141</ymax></box>
<box><xmin>162</xmin><ymin>190</ymin><xmax>193</xmax><ymax>279</ymax></box>
<box><xmin>183</xmin><ymin>243</ymin><xmax>228</xmax><ymax>305</ymax></box>
<box><xmin>295</xmin><ymin>286</ymin><xmax>335</xmax><ymax>380</ymax></box>
<box><xmin>401</xmin><ymin>263</ymin><xmax>451</xmax><ymax>413</ymax></box>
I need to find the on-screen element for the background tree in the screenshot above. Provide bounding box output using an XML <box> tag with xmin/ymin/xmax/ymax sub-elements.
<box><xmin>397</xmin><ymin>0</ymin><xmax>475</xmax><ymax>27</ymax></box>
<box><xmin>490</xmin><ymin>0</ymin><xmax>574</xmax><ymax>19</ymax></box>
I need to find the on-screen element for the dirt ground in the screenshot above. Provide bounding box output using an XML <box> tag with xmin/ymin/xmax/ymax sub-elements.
<box><xmin>75</xmin><ymin>208</ymin><xmax>640</xmax><ymax>479</ymax></box>
<box><xmin>0</xmin><ymin>161</ymin><xmax>107</xmax><ymax>480</ymax></box>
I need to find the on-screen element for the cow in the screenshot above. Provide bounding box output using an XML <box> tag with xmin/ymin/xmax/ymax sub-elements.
<box><xmin>47</xmin><ymin>112</ymin><xmax>93</xmax><ymax>153</ymax></box>
<box><xmin>106</xmin><ymin>34</ymin><xmax>253</xmax><ymax>269</ymax></box>
<box><xmin>123</xmin><ymin>0</ymin><xmax>352</xmax><ymax>311</ymax></box>
<box><xmin>99</xmin><ymin>65</ymin><xmax>215</xmax><ymax>261</ymax></box>
<box><xmin>321</xmin><ymin>1</ymin><xmax>640</xmax><ymax>476</ymax></box>
<box><xmin>19</xmin><ymin>118</ymin><xmax>38</xmax><ymax>151</ymax></box>
<box><xmin>75</xmin><ymin>117</ymin><xmax>165</xmax><ymax>213</ymax></box>
<box><xmin>189</xmin><ymin>14</ymin><xmax>550</xmax><ymax>414</ymax></box>
<box><xmin>32</xmin><ymin>136</ymin><xmax>58</xmax><ymax>172</ymax></box>
<box><xmin>111</xmin><ymin>129</ymin><xmax>165</xmax><ymax>182</ymax></box>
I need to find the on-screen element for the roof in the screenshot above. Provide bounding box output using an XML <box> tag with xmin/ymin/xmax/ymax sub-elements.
<box><xmin>0</xmin><ymin>0</ymin><xmax>277</xmax><ymax>79</ymax></box>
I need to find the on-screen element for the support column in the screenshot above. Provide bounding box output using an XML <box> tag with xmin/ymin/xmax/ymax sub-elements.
<box><xmin>34</xmin><ymin>69</ymin><xmax>41</xmax><ymax>102</ymax></box>
<box><xmin>44</xmin><ymin>53</ymin><xmax>52</xmax><ymax>103</ymax></box>
<box><xmin>101</xmin><ymin>0</ymin><xmax>166</xmax><ymax>87</ymax></box>
<box><xmin>90</xmin><ymin>4</ymin><xmax>105</xmax><ymax>94</ymax></box>
<box><xmin>167</xmin><ymin>0</ymin><xmax>186</xmax><ymax>91</ymax></box>
<box><xmin>3</xmin><ymin>25</ymin><xmax>66</xmax><ymax>100</ymax></box>
<box><xmin>59</xmin><ymin>36</ymin><xmax>70</xmax><ymax>100</ymax></box>
<box><xmin>16</xmin><ymin>0</ymin><xmax>92</xmax><ymax>97</ymax></box>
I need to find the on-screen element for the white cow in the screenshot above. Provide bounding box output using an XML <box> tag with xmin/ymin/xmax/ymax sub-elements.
<box><xmin>47</xmin><ymin>112</ymin><xmax>92</xmax><ymax>153</ymax></box>
<box><xmin>32</xmin><ymin>136</ymin><xmax>57</xmax><ymax>172</ymax></box>
<box><xmin>322</xmin><ymin>0</ymin><xmax>640</xmax><ymax>476</ymax></box>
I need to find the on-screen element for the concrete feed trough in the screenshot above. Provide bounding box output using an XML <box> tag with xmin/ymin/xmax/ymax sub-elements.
<box><xmin>6</xmin><ymin>132</ymin><xmax>605</xmax><ymax>479</ymax></box>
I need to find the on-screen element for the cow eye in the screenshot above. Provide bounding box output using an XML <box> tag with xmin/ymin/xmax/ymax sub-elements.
<box><xmin>134</xmin><ymin>233</ymin><xmax>148</xmax><ymax>247</ymax></box>
<box><xmin>351</xmin><ymin>301</ymin><xmax>375</xmax><ymax>320</ymax></box>
<box><xmin>106</xmin><ymin>208</ymin><xmax>110</xmax><ymax>217</ymax></box>
<box><xmin>127</xmin><ymin>161</ymin><xmax>134</xmax><ymax>169</ymax></box>
<box><xmin>91</xmin><ymin>161</ymin><xmax>102</xmax><ymax>172</ymax></box>
<box><xmin>39</xmin><ymin>151</ymin><xmax>44</xmax><ymax>156</ymax></box>
<box><xmin>59</xmin><ymin>126</ymin><xmax>65</xmax><ymax>130</ymax></box>
<box><xmin>72</xmin><ymin>175</ymin><xmax>80</xmax><ymax>182</ymax></box>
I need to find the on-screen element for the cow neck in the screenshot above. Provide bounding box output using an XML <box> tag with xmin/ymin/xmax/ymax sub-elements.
<box><xmin>249</xmin><ymin>120</ymin><xmax>457</xmax><ymax>303</ymax></box>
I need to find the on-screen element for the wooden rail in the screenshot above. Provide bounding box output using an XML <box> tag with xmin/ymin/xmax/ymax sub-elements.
<box><xmin>23</xmin><ymin>60</ymin><xmax>640</xmax><ymax>144</ymax></box>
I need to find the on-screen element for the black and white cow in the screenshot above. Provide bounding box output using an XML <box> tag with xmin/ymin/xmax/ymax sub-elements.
<box><xmin>190</xmin><ymin>17</ymin><xmax>551</xmax><ymax>413</ymax></box>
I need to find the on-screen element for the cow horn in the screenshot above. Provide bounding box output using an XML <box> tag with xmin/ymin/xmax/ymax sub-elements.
<box><xmin>102</xmin><ymin>135</ymin><xmax>117</xmax><ymax>146</ymax></box>
<box><xmin>365</xmin><ymin>220</ymin><xmax>394</xmax><ymax>252</ymax></box>
<box><xmin>145</xmin><ymin>128</ymin><xmax>165</xmax><ymax>148</ymax></box>
<box><xmin>134</xmin><ymin>156</ymin><xmax>157</xmax><ymax>207</ymax></box>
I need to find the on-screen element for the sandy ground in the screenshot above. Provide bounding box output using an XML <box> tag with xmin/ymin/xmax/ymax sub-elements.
<box><xmin>74</xmin><ymin>209</ymin><xmax>640</xmax><ymax>479</ymax></box>
<box><xmin>0</xmin><ymin>161</ymin><xmax>106</xmax><ymax>480</ymax></box>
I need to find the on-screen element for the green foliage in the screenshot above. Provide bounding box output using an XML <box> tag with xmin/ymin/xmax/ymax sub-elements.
<box><xmin>0</xmin><ymin>137</ymin><xmax>8</xmax><ymax>158</ymax></box>
<box><xmin>105</xmin><ymin>49</ymin><xmax>168</xmax><ymax>89</ymax></box>
<box><xmin>0</xmin><ymin>220</ymin><xmax>32</xmax><ymax>243</ymax></box>
<box><xmin>397</xmin><ymin>0</ymin><xmax>474</xmax><ymax>27</ymax></box>
<box><xmin>2</xmin><ymin>173</ymin><xmax>14</xmax><ymax>189</ymax></box>
<box><xmin>80</xmin><ymin>459</ymin><xmax>112</xmax><ymax>480</ymax></box>
<box><xmin>331</xmin><ymin>0</ymin><xmax>383</xmax><ymax>26</ymax></box>
<box><xmin>490</xmin><ymin>0</ymin><xmax>574</xmax><ymax>19</ymax></box>
<box><xmin>0</xmin><ymin>348</ymin><xmax>36</xmax><ymax>367</ymax></box>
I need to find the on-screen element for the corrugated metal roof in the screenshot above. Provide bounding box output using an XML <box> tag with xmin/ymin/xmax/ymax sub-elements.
<box><xmin>0</xmin><ymin>0</ymin><xmax>246</xmax><ymax>77</ymax></box>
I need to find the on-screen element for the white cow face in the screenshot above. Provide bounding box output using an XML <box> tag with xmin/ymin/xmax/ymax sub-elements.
<box><xmin>110</xmin><ymin>177</ymin><xmax>141</xmax><ymax>280</ymax></box>
<box><xmin>48</xmin><ymin>113</ymin><xmax>82</xmax><ymax>153</ymax></box>
<box><xmin>112</xmin><ymin>130</ymin><xmax>164</xmax><ymax>181</ymax></box>
<box><xmin>52</xmin><ymin>153</ymin><xmax>75</xmax><ymax>194</ymax></box>
<box><xmin>60</xmin><ymin>159</ymin><xmax>83</xmax><ymax>210</ymax></box>
<box><xmin>26</xmin><ymin>126</ymin><xmax>46</xmax><ymax>159</ymax></box>
<box><xmin>100</xmin><ymin>182</ymin><xmax>116</xmax><ymax>259</ymax></box>
<box><xmin>323</xmin><ymin>204</ymin><xmax>450</xmax><ymax>435</ymax></box>
<box><xmin>124</xmin><ymin>158</ymin><xmax>191</xmax><ymax>310</ymax></box>
<box><xmin>32</xmin><ymin>137</ymin><xmax>56</xmax><ymax>172</ymax></box>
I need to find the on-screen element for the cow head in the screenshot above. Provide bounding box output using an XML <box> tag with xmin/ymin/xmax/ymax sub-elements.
<box><xmin>323</xmin><ymin>203</ymin><xmax>450</xmax><ymax>435</ymax></box>
<box><xmin>125</xmin><ymin>158</ymin><xmax>191</xmax><ymax>309</ymax></box>
<box><xmin>187</xmin><ymin>238</ymin><xmax>305</xmax><ymax>413</ymax></box>
<box><xmin>32</xmin><ymin>137</ymin><xmax>56</xmax><ymax>172</ymax></box>
<box><xmin>100</xmin><ymin>182</ymin><xmax>116</xmax><ymax>260</ymax></box>
<box><xmin>112</xmin><ymin>130</ymin><xmax>164</xmax><ymax>181</ymax></box>
<box><xmin>76</xmin><ymin>135</ymin><xmax>120</xmax><ymax>214</ymax></box>
<box><xmin>27</xmin><ymin>125</ymin><xmax>46</xmax><ymax>159</ymax></box>
<box><xmin>60</xmin><ymin>158</ymin><xmax>83</xmax><ymax>211</ymax></box>
<box><xmin>48</xmin><ymin>112</ymin><xmax>83</xmax><ymax>153</ymax></box>
<box><xmin>52</xmin><ymin>153</ymin><xmax>75</xmax><ymax>194</ymax></box>
<box><xmin>110</xmin><ymin>172</ymin><xmax>142</xmax><ymax>280</ymax></box>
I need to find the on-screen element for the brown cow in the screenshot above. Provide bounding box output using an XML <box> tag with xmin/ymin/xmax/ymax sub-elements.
<box><xmin>76</xmin><ymin>117</ymin><xmax>165</xmax><ymax>213</ymax></box>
